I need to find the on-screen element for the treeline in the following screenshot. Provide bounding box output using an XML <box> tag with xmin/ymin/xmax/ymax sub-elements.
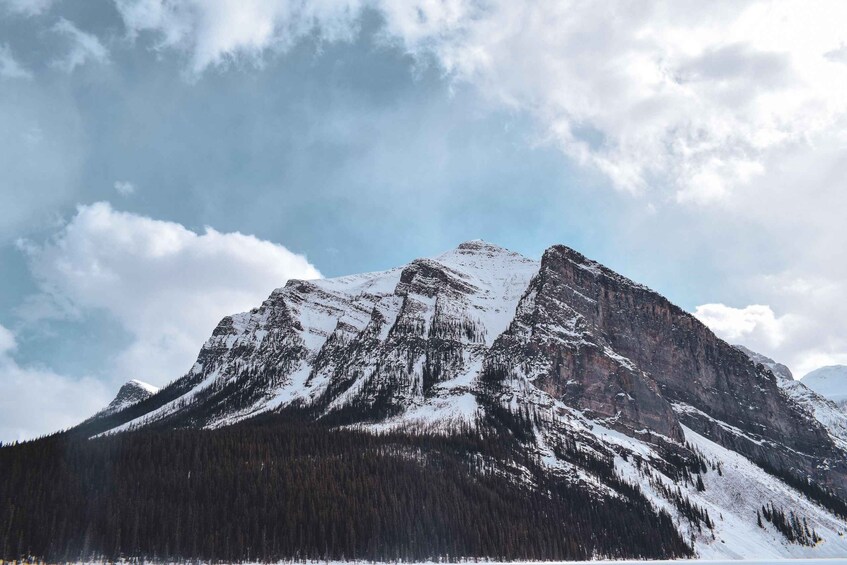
<box><xmin>648</xmin><ymin>474</ymin><xmax>714</xmax><ymax>531</ymax></box>
<box><xmin>758</xmin><ymin>503</ymin><xmax>821</xmax><ymax>546</ymax></box>
<box><xmin>758</xmin><ymin>459</ymin><xmax>847</xmax><ymax>520</ymax></box>
<box><xmin>0</xmin><ymin>415</ymin><xmax>691</xmax><ymax>563</ymax></box>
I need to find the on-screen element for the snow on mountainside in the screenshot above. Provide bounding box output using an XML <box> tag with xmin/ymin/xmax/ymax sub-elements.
<box><xmin>75</xmin><ymin>241</ymin><xmax>847</xmax><ymax>560</ymax></box>
<box><xmin>94</xmin><ymin>379</ymin><xmax>159</xmax><ymax>417</ymax></box>
<box><xmin>735</xmin><ymin>346</ymin><xmax>847</xmax><ymax>454</ymax></box>
<box><xmin>804</xmin><ymin>365</ymin><xmax>847</xmax><ymax>406</ymax></box>
<box><xmin>99</xmin><ymin>240</ymin><xmax>540</xmax><ymax>434</ymax></box>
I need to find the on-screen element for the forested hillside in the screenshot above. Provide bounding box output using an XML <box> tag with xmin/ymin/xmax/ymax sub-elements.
<box><xmin>0</xmin><ymin>414</ymin><xmax>689</xmax><ymax>563</ymax></box>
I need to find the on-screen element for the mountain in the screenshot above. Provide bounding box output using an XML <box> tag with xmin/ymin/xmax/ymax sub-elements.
<box><xmin>3</xmin><ymin>241</ymin><xmax>847</xmax><ymax>562</ymax></box>
<box><xmin>734</xmin><ymin>346</ymin><xmax>847</xmax><ymax>451</ymax></box>
<box><xmin>93</xmin><ymin>379</ymin><xmax>159</xmax><ymax>417</ymax></box>
<box><xmin>804</xmin><ymin>365</ymin><xmax>847</xmax><ymax>407</ymax></box>
<box><xmin>734</xmin><ymin>344</ymin><xmax>794</xmax><ymax>381</ymax></box>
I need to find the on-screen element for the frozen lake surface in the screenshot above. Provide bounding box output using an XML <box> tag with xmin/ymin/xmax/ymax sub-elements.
<box><xmin>291</xmin><ymin>560</ymin><xmax>847</xmax><ymax>565</ymax></box>
<box><xmin>556</xmin><ymin>561</ymin><xmax>847</xmax><ymax>564</ymax></box>
<box><xmin>76</xmin><ymin>557</ymin><xmax>847</xmax><ymax>565</ymax></box>
<box><xmin>229</xmin><ymin>557</ymin><xmax>847</xmax><ymax>565</ymax></box>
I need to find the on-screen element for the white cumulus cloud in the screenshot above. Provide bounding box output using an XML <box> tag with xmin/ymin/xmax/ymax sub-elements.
<box><xmin>114</xmin><ymin>180</ymin><xmax>136</xmax><ymax>195</ymax></box>
<box><xmin>695</xmin><ymin>286</ymin><xmax>847</xmax><ymax>378</ymax></box>
<box><xmin>19</xmin><ymin>201</ymin><xmax>322</xmax><ymax>385</ymax></box>
<box><xmin>693</xmin><ymin>303</ymin><xmax>790</xmax><ymax>349</ymax></box>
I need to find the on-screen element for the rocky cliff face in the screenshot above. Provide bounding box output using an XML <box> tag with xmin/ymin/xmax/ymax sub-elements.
<box><xmin>483</xmin><ymin>245</ymin><xmax>683</xmax><ymax>441</ymax></box>
<box><xmin>735</xmin><ymin>346</ymin><xmax>847</xmax><ymax>452</ymax></box>
<box><xmin>520</xmin><ymin>246</ymin><xmax>845</xmax><ymax>493</ymax></box>
<box><xmin>74</xmin><ymin>240</ymin><xmax>847</xmax><ymax>559</ymax></box>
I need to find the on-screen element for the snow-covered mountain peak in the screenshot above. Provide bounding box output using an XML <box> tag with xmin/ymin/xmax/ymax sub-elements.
<box><xmin>803</xmin><ymin>365</ymin><xmax>847</xmax><ymax>404</ymax></box>
<box><xmin>96</xmin><ymin>379</ymin><xmax>159</xmax><ymax>417</ymax></box>
<box><xmin>435</xmin><ymin>240</ymin><xmax>535</xmax><ymax>270</ymax></box>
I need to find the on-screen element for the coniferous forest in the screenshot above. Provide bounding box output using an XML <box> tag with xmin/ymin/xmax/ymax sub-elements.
<box><xmin>0</xmin><ymin>413</ymin><xmax>692</xmax><ymax>563</ymax></box>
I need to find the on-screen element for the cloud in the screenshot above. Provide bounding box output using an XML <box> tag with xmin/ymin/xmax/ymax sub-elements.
<box><xmin>825</xmin><ymin>43</ymin><xmax>847</xmax><ymax>65</ymax></box>
<box><xmin>0</xmin><ymin>324</ymin><xmax>15</xmax><ymax>354</ymax></box>
<box><xmin>707</xmin><ymin>126</ymin><xmax>847</xmax><ymax>377</ymax></box>
<box><xmin>381</xmin><ymin>1</ymin><xmax>847</xmax><ymax>204</ymax></box>
<box><xmin>0</xmin><ymin>0</ymin><xmax>53</xmax><ymax>16</ymax></box>
<box><xmin>19</xmin><ymin>202</ymin><xmax>322</xmax><ymax>385</ymax></box>
<box><xmin>112</xmin><ymin>1</ymin><xmax>847</xmax><ymax>204</ymax></box>
<box><xmin>0</xmin><ymin>44</ymin><xmax>31</xmax><ymax>79</ymax></box>
<box><xmin>372</xmin><ymin>0</ymin><xmax>847</xmax><ymax>377</ymax></box>
<box><xmin>657</xmin><ymin>127</ymin><xmax>847</xmax><ymax>378</ymax></box>
<box><xmin>51</xmin><ymin>18</ymin><xmax>109</xmax><ymax>73</ymax></box>
<box><xmin>693</xmin><ymin>303</ymin><xmax>790</xmax><ymax>349</ymax></box>
<box><xmin>695</xmin><ymin>293</ymin><xmax>847</xmax><ymax>379</ymax></box>
<box><xmin>0</xmin><ymin>323</ymin><xmax>112</xmax><ymax>443</ymax></box>
<box><xmin>101</xmin><ymin>0</ymin><xmax>847</xmax><ymax>380</ymax></box>
<box><xmin>115</xmin><ymin>0</ymin><xmax>364</xmax><ymax>74</ymax></box>
<box><xmin>693</xmin><ymin>231</ymin><xmax>847</xmax><ymax>377</ymax></box>
<box><xmin>114</xmin><ymin>180</ymin><xmax>136</xmax><ymax>195</ymax></box>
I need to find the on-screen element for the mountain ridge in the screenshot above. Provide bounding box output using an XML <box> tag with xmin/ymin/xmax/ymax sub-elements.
<box><xmin>80</xmin><ymin>240</ymin><xmax>847</xmax><ymax>506</ymax></box>
<box><xmin>5</xmin><ymin>240</ymin><xmax>847</xmax><ymax>562</ymax></box>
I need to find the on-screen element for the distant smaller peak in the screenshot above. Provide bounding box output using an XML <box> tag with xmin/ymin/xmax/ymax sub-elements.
<box><xmin>803</xmin><ymin>365</ymin><xmax>847</xmax><ymax>379</ymax></box>
<box><xmin>92</xmin><ymin>378</ymin><xmax>160</xmax><ymax>420</ymax></box>
<box><xmin>802</xmin><ymin>365</ymin><xmax>847</xmax><ymax>404</ymax></box>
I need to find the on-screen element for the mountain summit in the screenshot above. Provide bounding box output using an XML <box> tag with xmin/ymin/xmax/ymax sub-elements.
<box><xmin>5</xmin><ymin>242</ymin><xmax>847</xmax><ymax>562</ymax></box>
<box><xmin>95</xmin><ymin>379</ymin><xmax>159</xmax><ymax>417</ymax></box>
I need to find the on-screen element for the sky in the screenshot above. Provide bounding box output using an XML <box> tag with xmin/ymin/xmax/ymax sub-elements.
<box><xmin>2</xmin><ymin>0</ymin><xmax>847</xmax><ymax>441</ymax></box>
